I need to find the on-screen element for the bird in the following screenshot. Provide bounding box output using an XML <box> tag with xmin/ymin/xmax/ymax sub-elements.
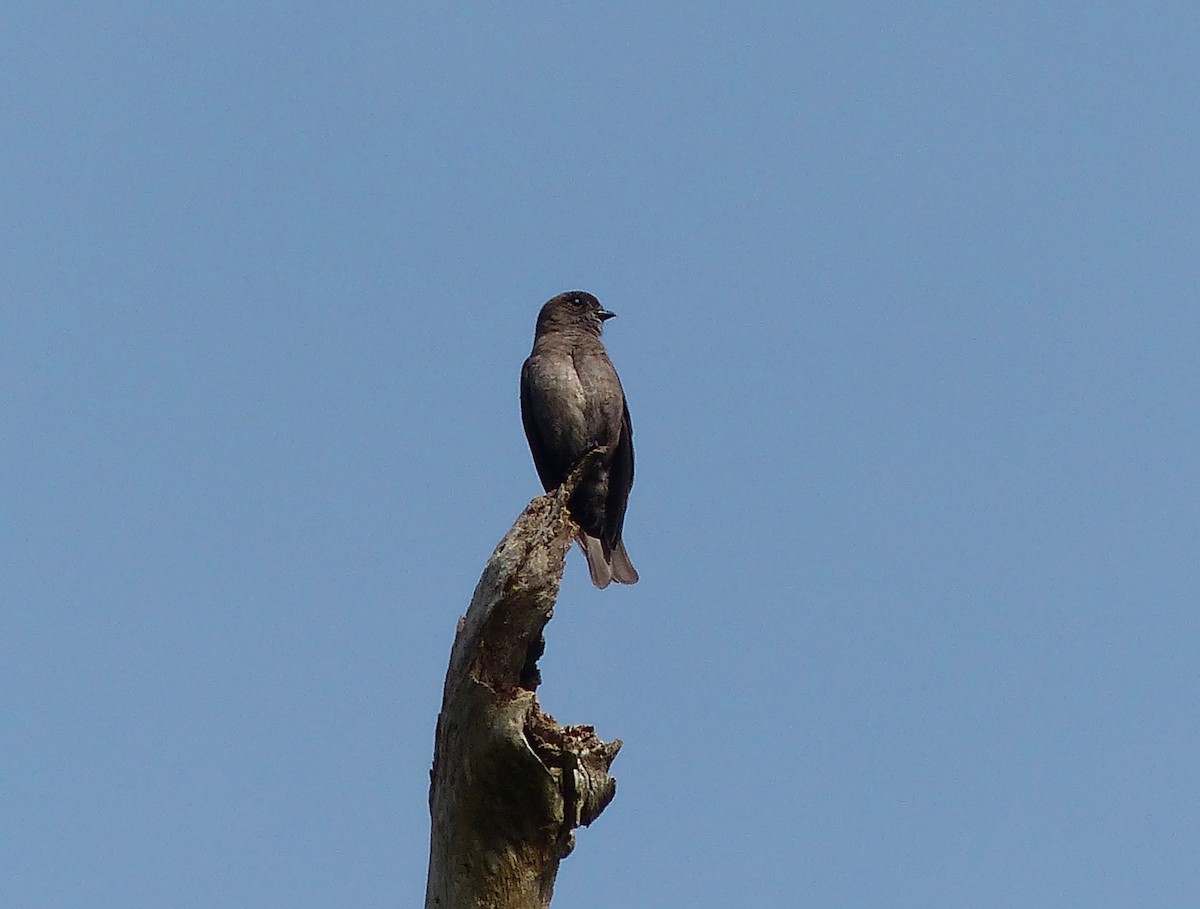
<box><xmin>520</xmin><ymin>291</ymin><xmax>638</xmax><ymax>588</ymax></box>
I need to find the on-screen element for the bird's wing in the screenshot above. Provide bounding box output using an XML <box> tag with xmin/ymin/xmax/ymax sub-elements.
<box><xmin>520</xmin><ymin>355</ymin><xmax>561</xmax><ymax>492</ymax></box>
<box><xmin>606</xmin><ymin>395</ymin><xmax>635</xmax><ymax>544</ymax></box>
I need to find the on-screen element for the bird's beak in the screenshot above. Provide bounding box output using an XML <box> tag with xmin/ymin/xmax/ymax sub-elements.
<box><xmin>598</xmin><ymin>309</ymin><xmax>617</xmax><ymax>321</ymax></box>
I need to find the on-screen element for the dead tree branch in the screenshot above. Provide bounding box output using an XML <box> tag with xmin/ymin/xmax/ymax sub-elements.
<box><xmin>425</xmin><ymin>455</ymin><xmax>622</xmax><ymax>909</ymax></box>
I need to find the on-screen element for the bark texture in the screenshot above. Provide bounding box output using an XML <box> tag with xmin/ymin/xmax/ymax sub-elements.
<box><xmin>425</xmin><ymin>460</ymin><xmax>621</xmax><ymax>909</ymax></box>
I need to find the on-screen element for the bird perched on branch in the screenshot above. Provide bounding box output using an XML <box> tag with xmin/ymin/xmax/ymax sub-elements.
<box><xmin>520</xmin><ymin>291</ymin><xmax>638</xmax><ymax>588</ymax></box>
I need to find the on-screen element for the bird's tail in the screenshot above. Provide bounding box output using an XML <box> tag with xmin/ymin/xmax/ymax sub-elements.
<box><xmin>579</xmin><ymin>535</ymin><xmax>639</xmax><ymax>588</ymax></box>
<box><xmin>609</xmin><ymin>540</ymin><xmax>639</xmax><ymax>585</ymax></box>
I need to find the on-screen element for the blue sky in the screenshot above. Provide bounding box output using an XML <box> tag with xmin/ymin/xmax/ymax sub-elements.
<box><xmin>5</xmin><ymin>4</ymin><xmax>1198</xmax><ymax>907</ymax></box>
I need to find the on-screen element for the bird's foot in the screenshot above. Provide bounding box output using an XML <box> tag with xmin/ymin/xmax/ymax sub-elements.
<box><xmin>559</xmin><ymin>446</ymin><xmax>607</xmax><ymax>499</ymax></box>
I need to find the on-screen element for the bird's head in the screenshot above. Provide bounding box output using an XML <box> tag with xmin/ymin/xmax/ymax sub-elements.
<box><xmin>535</xmin><ymin>291</ymin><xmax>616</xmax><ymax>337</ymax></box>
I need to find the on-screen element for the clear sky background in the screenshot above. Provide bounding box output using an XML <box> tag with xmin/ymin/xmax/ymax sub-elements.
<box><xmin>5</xmin><ymin>4</ymin><xmax>1197</xmax><ymax>907</ymax></box>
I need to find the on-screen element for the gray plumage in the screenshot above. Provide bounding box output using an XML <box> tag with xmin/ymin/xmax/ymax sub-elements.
<box><xmin>520</xmin><ymin>291</ymin><xmax>638</xmax><ymax>588</ymax></box>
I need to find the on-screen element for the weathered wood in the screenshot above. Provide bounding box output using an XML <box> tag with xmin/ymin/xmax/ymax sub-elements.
<box><xmin>425</xmin><ymin>458</ymin><xmax>621</xmax><ymax>909</ymax></box>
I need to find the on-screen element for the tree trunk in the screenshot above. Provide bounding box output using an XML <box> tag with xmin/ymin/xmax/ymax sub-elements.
<box><xmin>425</xmin><ymin>465</ymin><xmax>621</xmax><ymax>908</ymax></box>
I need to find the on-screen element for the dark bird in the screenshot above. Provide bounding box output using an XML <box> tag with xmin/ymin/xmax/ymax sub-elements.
<box><xmin>520</xmin><ymin>291</ymin><xmax>638</xmax><ymax>588</ymax></box>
